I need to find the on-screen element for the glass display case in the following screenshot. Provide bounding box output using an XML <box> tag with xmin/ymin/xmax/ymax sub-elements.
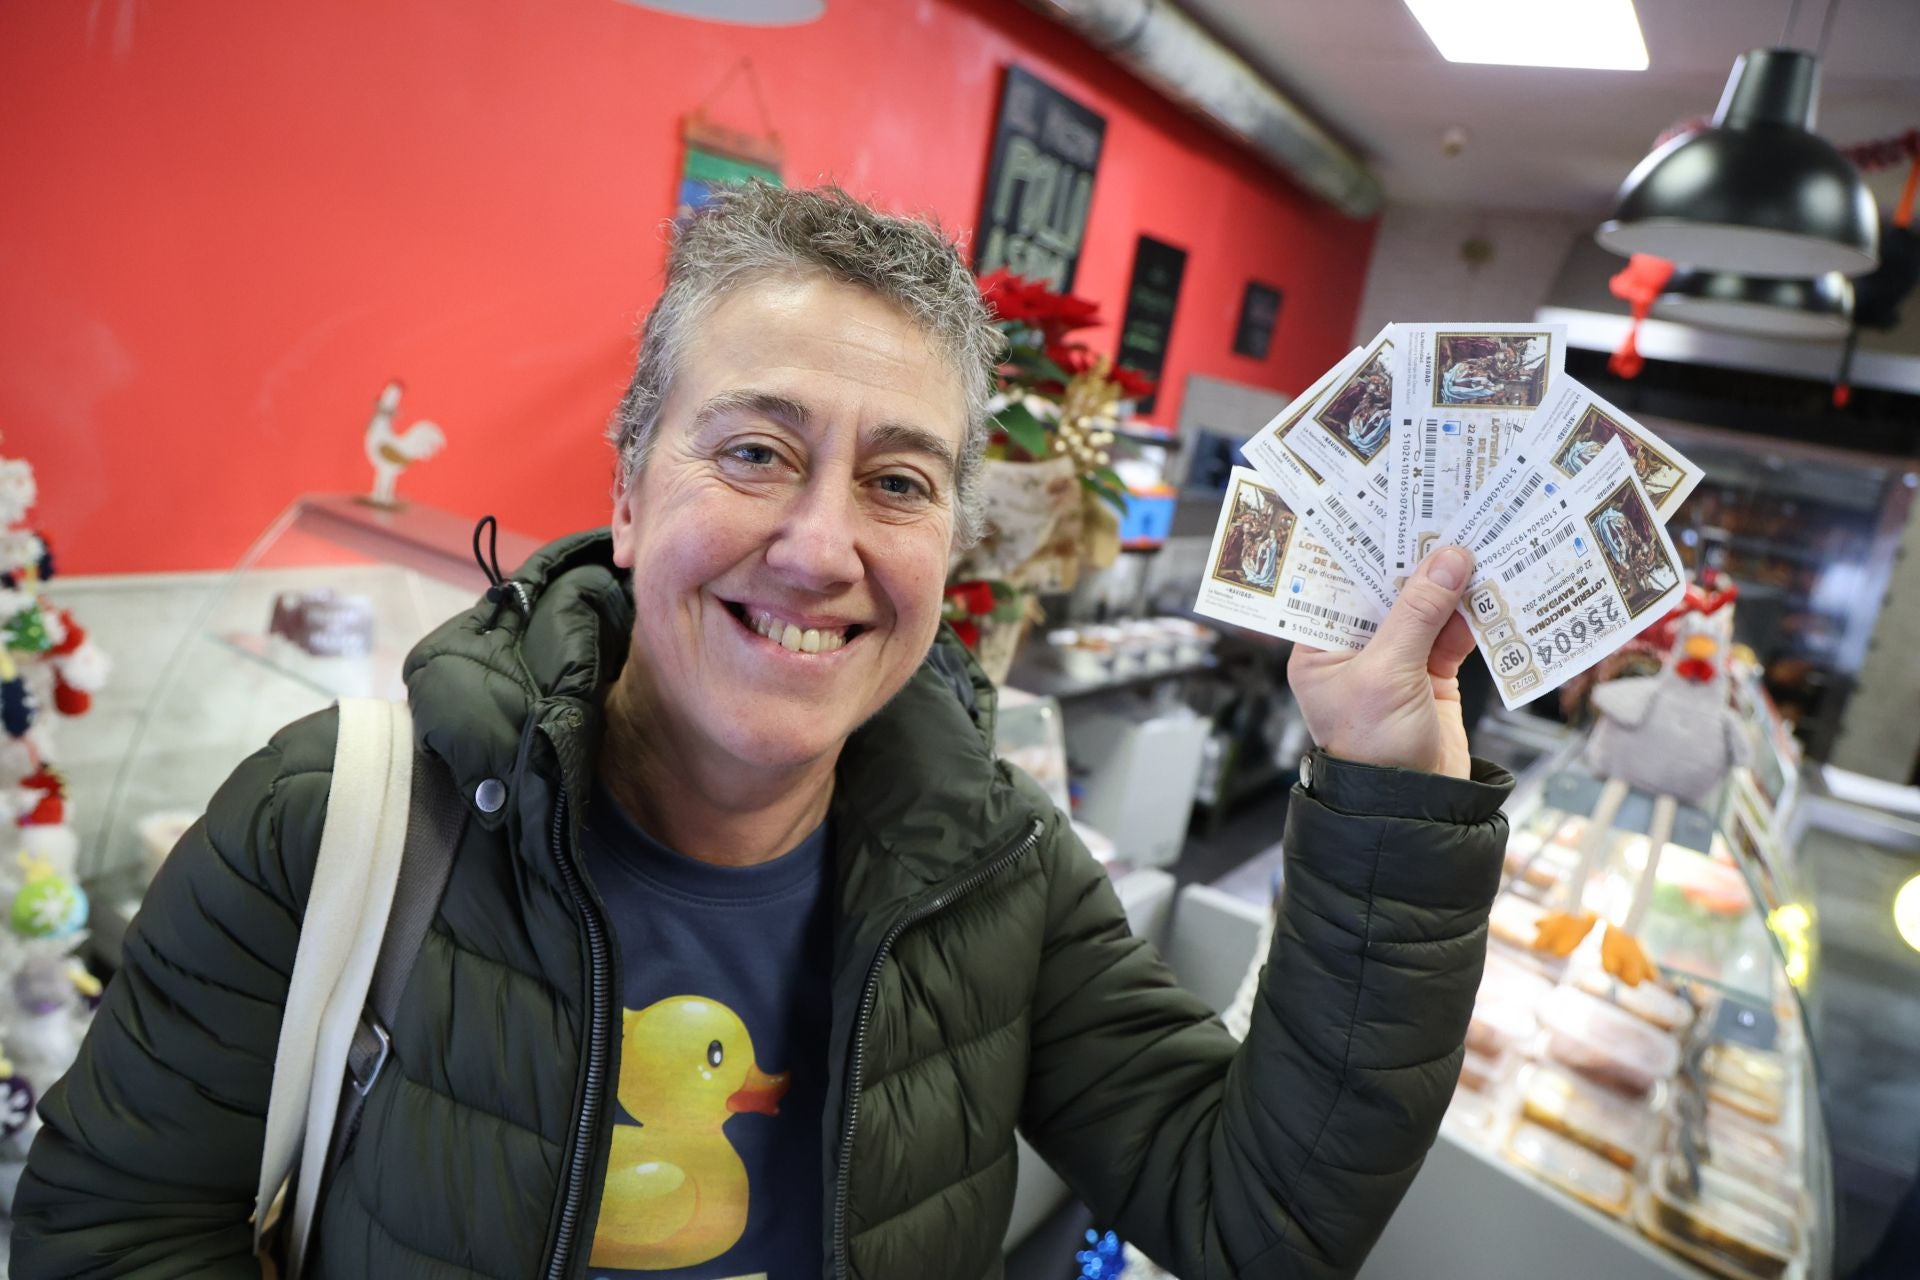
<box><xmin>1443</xmin><ymin>707</ymin><xmax>1834</xmax><ymax>1280</ymax></box>
<box><xmin>993</xmin><ymin>686</ymin><xmax>1071</xmax><ymax>816</ymax></box>
<box><xmin>87</xmin><ymin>494</ymin><xmax>537</xmax><ymax>963</ymax></box>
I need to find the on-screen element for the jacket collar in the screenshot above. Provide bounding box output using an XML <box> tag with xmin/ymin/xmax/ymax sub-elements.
<box><xmin>402</xmin><ymin>530</ymin><xmax>1042</xmax><ymax>912</ymax></box>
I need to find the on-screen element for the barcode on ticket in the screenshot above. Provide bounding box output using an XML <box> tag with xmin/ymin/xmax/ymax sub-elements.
<box><xmin>1500</xmin><ymin>522</ymin><xmax>1577</xmax><ymax>583</ymax></box>
<box><xmin>1420</xmin><ymin>421</ymin><xmax>1438</xmax><ymax>520</ymax></box>
<box><xmin>1477</xmin><ymin>472</ymin><xmax>1545</xmax><ymax>544</ymax></box>
<box><xmin>1324</xmin><ymin>495</ymin><xmax>1384</xmax><ymax>563</ymax></box>
<box><xmin>1285</xmin><ymin>598</ymin><xmax>1379</xmax><ymax>634</ymax></box>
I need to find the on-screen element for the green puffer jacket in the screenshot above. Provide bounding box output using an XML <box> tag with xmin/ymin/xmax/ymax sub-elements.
<box><xmin>13</xmin><ymin>531</ymin><xmax>1511</xmax><ymax>1280</ymax></box>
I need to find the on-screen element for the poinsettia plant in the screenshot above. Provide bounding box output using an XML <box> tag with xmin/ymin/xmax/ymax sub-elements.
<box><xmin>941</xmin><ymin>579</ymin><xmax>1026</xmax><ymax>651</ymax></box>
<box><xmin>942</xmin><ymin>272</ymin><xmax>1153</xmax><ymax>681</ymax></box>
<box><xmin>977</xmin><ymin>270</ymin><xmax>1155</xmax><ymax>514</ymax></box>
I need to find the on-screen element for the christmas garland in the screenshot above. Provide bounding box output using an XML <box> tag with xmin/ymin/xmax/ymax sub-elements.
<box><xmin>0</xmin><ymin>441</ymin><xmax>111</xmax><ymax>1163</ymax></box>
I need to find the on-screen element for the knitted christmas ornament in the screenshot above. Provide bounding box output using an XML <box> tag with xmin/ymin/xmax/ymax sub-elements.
<box><xmin>44</xmin><ymin>611</ymin><xmax>83</xmax><ymax>657</ymax></box>
<box><xmin>0</xmin><ymin>1070</ymin><xmax>33</xmax><ymax>1140</ymax></box>
<box><xmin>9</xmin><ymin>857</ymin><xmax>87</xmax><ymax>940</ymax></box>
<box><xmin>0</xmin><ymin>531</ymin><xmax>44</xmax><ymax>587</ymax></box>
<box><xmin>17</xmin><ymin>765</ymin><xmax>64</xmax><ymax>827</ymax></box>
<box><xmin>52</xmin><ymin>673</ymin><xmax>88</xmax><ymax>717</ymax></box>
<box><xmin>50</xmin><ymin>635</ymin><xmax>108</xmax><ymax>716</ymax></box>
<box><xmin>4</xmin><ymin>604</ymin><xmax>50</xmax><ymax>654</ymax></box>
<box><xmin>0</xmin><ymin>675</ymin><xmax>31</xmax><ymax>737</ymax></box>
<box><xmin>0</xmin><ymin>459</ymin><xmax>36</xmax><ymax>528</ymax></box>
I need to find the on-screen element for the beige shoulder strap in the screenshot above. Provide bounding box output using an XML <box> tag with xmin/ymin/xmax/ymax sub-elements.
<box><xmin>254</xmin><ymin>697</ymin><xmax>414</xmax><ymax>1275</ymax></box>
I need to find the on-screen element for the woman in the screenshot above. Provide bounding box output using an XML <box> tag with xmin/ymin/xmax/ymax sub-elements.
<box><xmin>14</xmin><ymin>185</ymin><xmax>1507</xmax><ymax>1280</ymax></box>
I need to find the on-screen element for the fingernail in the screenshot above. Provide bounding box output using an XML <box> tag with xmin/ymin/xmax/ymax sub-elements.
<box><xmin>1427</xmin><ymin>546</ymin><xmax>1471</xmax><ymax>591</ymax></box>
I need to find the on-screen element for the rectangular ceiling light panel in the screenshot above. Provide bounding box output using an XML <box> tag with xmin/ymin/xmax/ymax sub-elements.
<box><xmin>1403</xmin><ymin>0</ymin><xmax>1650</xmax><ymax>71</ymax></box>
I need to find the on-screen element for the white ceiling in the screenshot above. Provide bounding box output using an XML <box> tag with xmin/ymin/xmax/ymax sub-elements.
<box><xmin>1178</xmin><ymin>0</ymin><xmax>1920</xmax><ymax>214</ymax></box>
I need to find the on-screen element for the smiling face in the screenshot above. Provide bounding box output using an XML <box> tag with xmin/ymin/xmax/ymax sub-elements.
<box><xmin>610</xmin><ymin>273</ymin><xmax>967</xmax><ymax>781</ymax></box>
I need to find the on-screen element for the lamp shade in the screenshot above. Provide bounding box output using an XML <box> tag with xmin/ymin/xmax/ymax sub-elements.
<box><xmin>1653</xmin><ymin>269</ymin><xmax>1854</xmax><ymax>339</ymax></box>
<box><xmin>1596</xmin><ymin>49</ymin><xmax>1879</xmax><ymax>278</ymax></box>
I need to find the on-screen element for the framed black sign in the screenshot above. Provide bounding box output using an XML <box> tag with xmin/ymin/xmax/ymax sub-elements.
<box><xmin>1115</xmin><ymin>234</ymin><xmax>1187</xmax><ymax>415</ymax></box>
<box><xmin>974</xmin><ymin>65</ymin><xmax>1106</xmax><ymax>292</ymax></box>
<box><xmin>1234</xmin><ymin>281</ymin><xmax>1284</xmax><ymax>360</ymax></box>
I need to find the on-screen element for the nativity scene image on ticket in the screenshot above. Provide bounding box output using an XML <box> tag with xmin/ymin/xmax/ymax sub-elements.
<box><xmin>1270</xmin><ymin>392</ymin><xmax>1327</xmax><ymax>483</ymax></box>
<box><xmin>1588</xmin><ymin>477</ymin><xmax>1683</xmax><ymax>617</ymax></box>
<box><xmin>1432</xmin><ymin>331</ymin><xmax>1554</xmax><ymax>408</ymax></box>
<box><xmin>1314</xmin><ymin>344</ymin><xmax>1394</xmax><ymax>463</ymax></box>
<box><xmin>1551</xmin><ymin>403</ymin><xmax>1692</xmax><ymax>513</ymax></box>
<box><xmin>1210</xmin><ymin>476</ymin><xmax>1295</xmax><ymax>596</ymax></box>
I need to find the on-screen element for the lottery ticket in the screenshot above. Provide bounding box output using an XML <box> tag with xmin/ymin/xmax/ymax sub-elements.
<box><xmin>1239</xmin><ymin>347</ymin><xmax>1357</xmax><ymax>489</ymax></box>
<box><xmin>1241</xmin><ymin>330</ymin><xmax>1398</xmax><ymax>608</ymax></box>
<box><xmin>1514</xmin><ymin>377</ymin><xmax>1704</xmax><ymax>519</ymax></box>
<box><xmin>1448</xmin><ymin>438</ymin><xmax>1685</xmax><ymax>709</ymax></box>
<box><xmin>1440</xmin><ymin>374</ymin><xmax>1701</xmax><ymax>559</ymax></box>
<box><xmin>1388</xmin><ymin>322</ymin><xmax>1566</xmax><ymax>576</ymax></box>
<box><xmin>1192</xmin><ymin>466</ymin><xmax>1385</xmax><ymax>652</ymax></box>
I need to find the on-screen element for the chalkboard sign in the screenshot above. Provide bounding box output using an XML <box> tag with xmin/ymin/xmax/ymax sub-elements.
<box><xmin>1115</xmin><ymin>235</ymin><xmax>1187</xmax><ymax>415</ymax></box>
<box><xmin>974</xmin><ymin>66</ymin><xmax>1105</xmax><ymax>292</ymax></box>
<box><xmin>1234</xmin><ymin>281</ymin><xmax>1283</xmax><ymax>359</ymax></box>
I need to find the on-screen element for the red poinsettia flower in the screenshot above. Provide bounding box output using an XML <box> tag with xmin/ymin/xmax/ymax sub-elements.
<box><xmin>1030</xmin><ymin>291</ymin><xmax>1102</xmax><ymax>342</ymax></box>
<box><xmin>1045</xmin><ymin>340</ymin><xmax>1098</xmax><ymax>377</ymax></box>
<box><xmin>978</xmin><ymin>269</ymin><xmax>1046</xmax><ymax>325</ymax></box>
<box><xmin>943</xmin><ymin>580</ymin><xmax>996</xmax><ymax>617</ymax></box>
<box><xmin>979</xmin><ymin>271</ymin><xmax>1104</xmax><ymax>340</ymax></box>
<box><xmin>951</xmin><ymin>619</ymin><xmax>981</xmax><ymax>650</ymax></box>
<box><xmin>1110</xmin><ymin>364</ymin><xmax>1157</xmax><ymax>402</ymax></box>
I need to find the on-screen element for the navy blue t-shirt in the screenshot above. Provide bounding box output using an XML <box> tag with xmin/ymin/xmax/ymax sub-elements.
<box><xmin>580</xmin><ymin>784</ymin><xmax>832</xmax><ymax>1280</ymax></box>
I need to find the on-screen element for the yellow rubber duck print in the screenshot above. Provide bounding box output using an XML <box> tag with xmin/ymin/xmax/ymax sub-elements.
<box><xmin>590</xmin><ymin>996</ymin><xmax>790</xmax><ymax>1270</ymax></box>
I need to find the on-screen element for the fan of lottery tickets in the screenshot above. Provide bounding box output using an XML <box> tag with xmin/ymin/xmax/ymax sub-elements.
<box><xmin>1194</xmin><ymin>323</ymin><xmax>1704</xmax><ymax>711</ymax></box>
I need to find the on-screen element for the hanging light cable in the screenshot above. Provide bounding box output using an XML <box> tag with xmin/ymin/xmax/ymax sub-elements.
<box><xmin>1595</xmin><ymin>0</ymin><xmax>1879</xmax><ymax>278</ymax></box>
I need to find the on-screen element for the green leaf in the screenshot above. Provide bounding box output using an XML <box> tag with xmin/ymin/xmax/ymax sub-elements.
<box><xmin>1007</xmin><ymin>344</ymin><xmax>1070</xmax><ymax>385</ymax></box>
<box><xmin>1090</xmin><ymin>465</ymin><xmax>1126</xmax><ymax>491</ymax></box>
<box><xmin>994</xmin><ymin>401</ymin><xmax>1052</xmax><ymax>461</ymax></box>
<box><xmin>1083</xmin><ymin>472</ymin><xmax>1130</xmax><ymax>515</ymax></box>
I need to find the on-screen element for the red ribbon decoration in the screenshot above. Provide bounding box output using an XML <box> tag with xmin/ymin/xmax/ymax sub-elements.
<box><xmin>1607</xmin><ymin>254</ymin><xmax>1676</xmax><ymax>380</ymax></box>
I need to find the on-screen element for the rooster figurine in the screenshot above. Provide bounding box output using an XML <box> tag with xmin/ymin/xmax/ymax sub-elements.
<box><xmin>362</xmin><ymin>380</ymin><xmax>445</xmax><ymax>508</ymax></box>
<box><xmin>1585</xmin><ymin>593</ymin><xmax>1747</xmax><ymax>807</ymax></box>
<box><xmin>1531</xmin><ymin>581</ymin><xmax>1746</xmax><ymax>983</ymax></box>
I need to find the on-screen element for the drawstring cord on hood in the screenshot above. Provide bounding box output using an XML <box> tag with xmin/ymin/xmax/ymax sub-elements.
<box><xmin>473</xmin><ymin>515</ymin><xmax>530</xmax><ymax>631</ymax></box>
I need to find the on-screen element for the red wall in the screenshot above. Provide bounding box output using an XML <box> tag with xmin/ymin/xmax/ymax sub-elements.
<box><xmin>0</xmin><ymin>0</ymin><xmax>1376</xmax><ymax>574</ymax></box>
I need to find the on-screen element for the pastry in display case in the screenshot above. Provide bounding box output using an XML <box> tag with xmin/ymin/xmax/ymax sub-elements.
<box><xmin>89</xmin><ymin>495</ymin><xmax>537</xmax><ymax>963</ymax></box>
<box><xmin>1638</xmin><ymin>1153</ymin><xmax>1803</xmax><ymax>1280</ymax></box>
<box><xmin>1504</xmin><ymin>1120</ymin><xmax>1638</xmax><ymax>1219</ymax></box>
<box><xmin>1519</xmin><ymin>1062</ymin><xmax>1659</xmax><ymax>1171</ymax></box>
<box><xmin>1537</xmin><ymin>986</ymin><xmax>1682</xmax><ymax>1098</ymax></box>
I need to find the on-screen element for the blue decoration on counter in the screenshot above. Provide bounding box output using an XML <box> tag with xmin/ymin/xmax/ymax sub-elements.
<box><xmin>1076</xmin><ymin>1228</ymin><xmax>1127</xmax><ymax>1278</ymax></box>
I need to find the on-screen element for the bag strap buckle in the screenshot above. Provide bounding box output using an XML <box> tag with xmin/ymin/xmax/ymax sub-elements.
<box><xmin>346</xmin><ymin>1018</ymin><xmax>392</xmax><ymax>1098</ymax></box>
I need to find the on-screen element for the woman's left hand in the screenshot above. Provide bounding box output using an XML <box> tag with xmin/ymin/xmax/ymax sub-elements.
<box><xmin>1287</xmin><ymin>546</ymin><xmax>1478</xmax><ymax>779</ymax></box>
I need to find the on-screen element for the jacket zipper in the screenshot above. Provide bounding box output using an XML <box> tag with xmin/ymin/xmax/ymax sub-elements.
<box><xmin>544</xmin><ymin>791</ymin><xmax>614</xmax><ymax>1280</ymax></box>
<box><xmin>831</xmin><ymin>817</ymin><xmax>1044</xmax><ymax>1279</ymax></box>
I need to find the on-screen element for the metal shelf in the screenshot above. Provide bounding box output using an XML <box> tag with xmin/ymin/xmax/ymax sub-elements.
<box><xmin>1006</xmin><ymin>654</ymin><xmax>1218</xmax><ymax>703</ymax></box>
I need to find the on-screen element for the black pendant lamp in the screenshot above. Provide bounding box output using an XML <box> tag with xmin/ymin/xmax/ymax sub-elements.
<box><xmin>1653</xmin><ymin>269</ymin><xmax>1854</xmax><ymax>339</ymax></box>
<box><xmin>1596</xmin><ymin>47</ymin><xmax>1879</xmax><ymax>278</ymax></box>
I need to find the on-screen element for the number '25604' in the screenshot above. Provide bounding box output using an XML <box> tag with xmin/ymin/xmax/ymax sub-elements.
<box><xmin>1531</xmin><ymin>599</ymin><xmax>1622</xmax><ymax>668</ymax></box>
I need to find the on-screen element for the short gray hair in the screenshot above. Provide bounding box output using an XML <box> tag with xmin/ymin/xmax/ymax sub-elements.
<box><xmin>607</xmin><ymin>183</ymin><xmax>1002</xmax><ymax>545</ymax></box>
